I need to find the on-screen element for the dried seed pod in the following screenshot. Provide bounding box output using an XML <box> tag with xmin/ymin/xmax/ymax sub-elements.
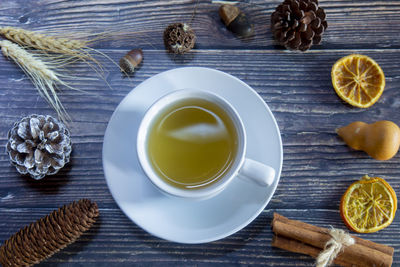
<box><xmin>119</xmin><ymin>49</ymin><xmax>143</xmax><ymax>74</ymax></box>
<box><xmin>163</xmin><ymin>23</ymin><xmax>196</xmax><ymax>54</ymax></box>
<box><xmin>219</xmin><ymin>4</ymin><xmax>254</xmax><ymax>37</ymax></box>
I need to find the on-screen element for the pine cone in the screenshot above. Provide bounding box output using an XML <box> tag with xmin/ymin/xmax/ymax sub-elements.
<box><xmin>271</xmin><ymin>0</ymin><xmax>327</xmax><ymax>51</ymax></box>
<box><xmin>6</xmin><ymin>114</ymin><xmax>72</xmax><ymax>180</ymax></box>
<box><xmin>0</xmin><ymin>199</ymin><xmax>99</xmax><ymax>266</ymax></box>
<box><xmin>163</xmin><ymin>23</ymin><xmax>196</xmax><ymax>54</ymax></box>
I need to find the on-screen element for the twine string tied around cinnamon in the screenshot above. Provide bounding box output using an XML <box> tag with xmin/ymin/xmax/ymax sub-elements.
<box><xmin>316</xmin><ymin>227</ymin><xmax>355</xmax><ymax>267</ymax></box>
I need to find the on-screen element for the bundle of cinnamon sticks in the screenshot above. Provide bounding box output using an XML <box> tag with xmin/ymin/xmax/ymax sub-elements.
<box><xmin>271</xmin><ymin>213</ymin><xmax>394</xmax><ymax>267</ymax></box>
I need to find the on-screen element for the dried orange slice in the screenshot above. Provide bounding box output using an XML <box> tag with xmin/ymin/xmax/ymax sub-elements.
<box><xmin>340</xmin><ymin>175</ymin><xmax>397</xmax><ymax>233</ymax></box>
<box><xmin>331</xmin><ymin>54</ymin><xmax>385</xmax><ymax>108</ymax></box>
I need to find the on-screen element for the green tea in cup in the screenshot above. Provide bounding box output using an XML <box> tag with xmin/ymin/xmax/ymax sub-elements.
<box><xmin>147</xmin><ymin>98</ymin><xmax>238</xmax><ymax>190</ymax></box>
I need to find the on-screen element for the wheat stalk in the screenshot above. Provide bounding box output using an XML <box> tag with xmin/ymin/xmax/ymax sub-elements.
<box><xmin>0</xmin><ymin>40</ymin><xmax>69</xmax><ymax>122</ymax></box>
<box><xmin>0</xmin><ymin>26</ymin><xmax>89</xmax><ymax>56</ymax></box>
<box><xmin>0</xmin><ymin>26</ymin><xmax>116</xmax><ymax>84</ymax></box>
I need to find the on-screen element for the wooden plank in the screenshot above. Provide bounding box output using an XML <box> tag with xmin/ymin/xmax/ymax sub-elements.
<box><xmin>0</xmin><ymin>0</ymin><xmax>399</xmax><ymax>50</ymax></box>
<box><xmin>0</xmin><ymin>49</ymin><xmax>399</xmax><ymax>211</ymax></box>
<box><xmin>0</xmin><ymin>208</ymin><xmax>398</xmax><ymax>266</ymax></box>
<box><xmin>0</xmin><ymin>0</ymin><xmax>399</xmax><ymax>266</ymax></box>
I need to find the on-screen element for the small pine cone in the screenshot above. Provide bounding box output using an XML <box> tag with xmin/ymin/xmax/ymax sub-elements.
<box><xmin>6</xmin><ymin>114</ymin><xmax>72</xmax><ymax>180</ymax></box>
<box><xmin>0</xmin><ymin>199</ymin><xmax>99</xmax><ymax>266</ymax></box>
<box><xmin>163</xmin><ymin>23</ymin><xmax>196</xmax><ymax>54</ymax></box>
<box><xmin>271</xmin><ymin>0</ymin><xmax>328</xmax><ymax>51</ymax></box>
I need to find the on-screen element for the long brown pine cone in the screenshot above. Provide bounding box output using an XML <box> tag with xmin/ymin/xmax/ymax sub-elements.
<box><xmin>0</xmin><ymin>199</ymin><xmax>99</xmax><ymax>266</ymax></box>
<box><xmin>271</xmin><ymin>0</ymin><xmax>327</xmax><ymax>51</ymax></box>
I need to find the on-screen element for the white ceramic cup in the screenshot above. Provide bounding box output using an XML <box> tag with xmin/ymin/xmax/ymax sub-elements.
<box><xmin>137</xmin><ymin>89</ymin><xmax>275</xmax><ymax>199</ymax></box>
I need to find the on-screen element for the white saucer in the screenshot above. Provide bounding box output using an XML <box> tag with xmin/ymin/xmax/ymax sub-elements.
<box><xmin>102</xmin><ymin>67</ymin><xmax>283</xmax><ymax>244</ymax></box>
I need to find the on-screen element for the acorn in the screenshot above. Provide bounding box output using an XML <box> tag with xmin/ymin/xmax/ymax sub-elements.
<box><xmin>119</xmin><ymin>49</ymin><xmax>143</xmax><ymax>74</ymax></box>
<box><xmin>219</xmin><ymin>4</ymin><xmax>254</xmax><ymax>37</ymax></box>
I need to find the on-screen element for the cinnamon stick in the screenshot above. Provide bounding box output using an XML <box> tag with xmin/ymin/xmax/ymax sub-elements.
<box><xmin>271</xmin><ymin>213</ymin><xmax>393</xmax><ymax>267</ymax></box>
<box><xmin>272</xmin><ymin>235</ymin><xmax>353</xmax><ymax>267</ymax></box>
<box><xmin>273</xmin><ymin>213</ymin><xmax>394</xmax><ymax>257</ymax></box>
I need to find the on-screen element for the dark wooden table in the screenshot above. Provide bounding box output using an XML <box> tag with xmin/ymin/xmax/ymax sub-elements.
<box><xmin>1</xmin><ymin>0</ymin><xmax>400</xmax><ymax>266</ymax></box>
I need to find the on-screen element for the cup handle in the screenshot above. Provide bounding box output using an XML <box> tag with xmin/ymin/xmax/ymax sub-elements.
<box><xmin>238</xmin><ymin>158</ymin><xmax>275</xmax><ymax>186</ymax></box>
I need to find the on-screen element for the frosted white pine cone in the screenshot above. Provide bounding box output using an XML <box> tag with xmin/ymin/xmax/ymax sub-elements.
<box><xmin>6</xmin><ymin>114</ymin><xmax>72</xmax><ymax>180</ymax></box>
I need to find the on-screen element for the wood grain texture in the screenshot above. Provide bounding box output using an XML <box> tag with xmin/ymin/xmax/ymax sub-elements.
<box><xmin>0</xmin><ymin>0</ymin><xmax>399</xmax><ymax>50</ymax></box>
<box><xmin>0</xmin><ymin>0</ymin><xmax>400</xmax><ymax>266</ymax></box>
<box><xmin>0</xmin><ymin>209</ymin><xmax>399</xmax><ymax>266</ymax></box>
<box><xmin>1</xmin><ymin>50</ymin><xmax>399</xmax><ymax>210</ymax></box>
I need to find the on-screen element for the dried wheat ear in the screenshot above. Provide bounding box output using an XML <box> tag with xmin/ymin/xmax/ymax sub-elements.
<box><xmin>0</xmin><ymin>27</ymin><xmax>121</xmax><ymax>122</ymax></box>
<box><xmin>0</xmin><ymin>26</ymin><xmax>91</xmax><ymax>57</ymax></box>
<box><xmin>0</xmin><ymin>26</ymin><xmax>113</xmax><ymax>70</ymax></box>
<box><xmin>0</xmin><ymin>40</ymin><xmax>70</xmax><ymax>122</ymax></box>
